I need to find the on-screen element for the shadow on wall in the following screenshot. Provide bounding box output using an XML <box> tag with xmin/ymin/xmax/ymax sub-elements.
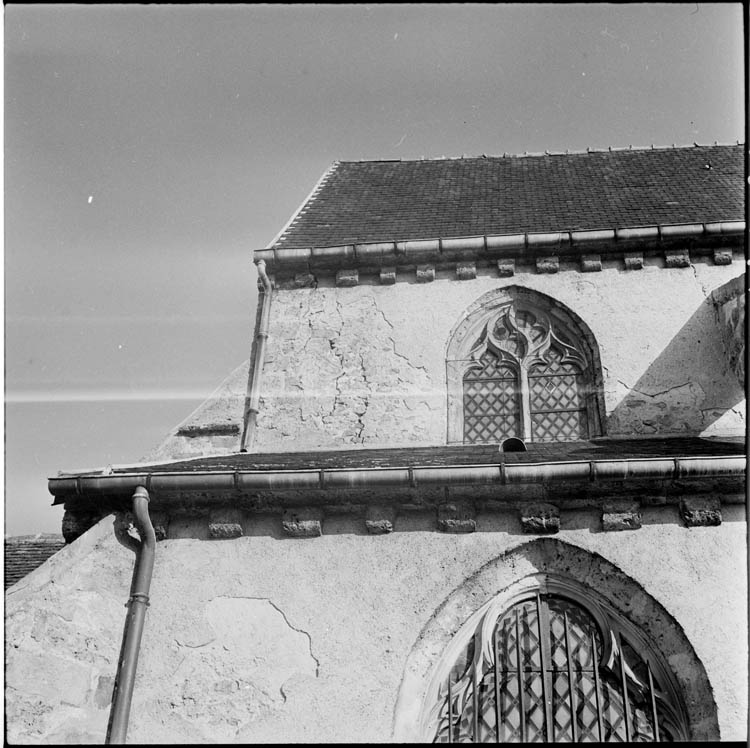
<box><xmin>607</xmin><ymin>291</ymin><xmax>745</xmax><ymax>438</ymax></box>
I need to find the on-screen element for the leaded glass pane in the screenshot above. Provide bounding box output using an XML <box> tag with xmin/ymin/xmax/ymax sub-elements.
<box><xmin>529</xmin><ymin>348</ymin><xmax>588</xmax><ymax>442</ymax></box>
<box><xmin>432</xmin><ymin>594</ymin><xmax>674</xmax><ymax>743</ymax></box>
<box><xmin>463</xmin><ymin>351</ymin><xmax>520</xmax><ymax>444</ymax></box>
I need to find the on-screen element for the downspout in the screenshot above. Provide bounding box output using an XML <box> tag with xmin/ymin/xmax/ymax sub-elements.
<box><xmin>241</xmin><ymin>259</ymin><xmax>272</xmax><ymax>452</ymax></box>
<box><xmin>106</xmin><ymin>486</ymin><xmax>156</xmax><ymax>744</ymax></box>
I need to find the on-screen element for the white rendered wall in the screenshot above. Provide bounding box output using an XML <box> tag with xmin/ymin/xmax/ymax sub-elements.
<box><xmin>5</xmin><ymin>507</ymin><xmax>747</xmax><ymax>743</ymax></box>
<box><xmin>252</xmin><ymin>256</ymin><xmax>745</xmax><ymax>452</ymax></box>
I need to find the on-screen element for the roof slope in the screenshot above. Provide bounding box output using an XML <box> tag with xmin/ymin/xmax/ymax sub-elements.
<box><xmin>273</xmin><ymin>145</ymin><xmax>744</xmax><ymax>250</ymax></box>
<box><xmin>104</xmin><ymin>436</ymin><xmax>745</xmax><ymax>474</ymax></box>
<box><xmin>5</xmin><ymin>534</ymin><xmax>66</xmax><ymax>589</ymax></box>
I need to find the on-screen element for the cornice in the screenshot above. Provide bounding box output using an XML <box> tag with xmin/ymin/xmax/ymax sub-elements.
<box><xmin>254</xmin><ymin>221</ymin><xmax>745</xmax><ymax>283</ymax></box>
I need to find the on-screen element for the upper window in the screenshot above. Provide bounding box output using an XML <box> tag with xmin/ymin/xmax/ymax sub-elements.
<box><xmin>424</xmin><ymin>581</ymin><xmax>688</xmax><ymax>743</ymax></box>
<box><xmin>447</xmin><ymin>289</ymin><xmax>604</xmax><ymax>444</ymax></box>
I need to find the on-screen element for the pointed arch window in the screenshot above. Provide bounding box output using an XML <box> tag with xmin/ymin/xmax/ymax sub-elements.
<box><xmin>425</xmin><ymin>583</ymin><xmax>688</xmax><ymax>743</ymax></box>
<box><xmin>448</xmin><ymin>290</ymin><xmax>604</xmax><ymax>445</ymax></box>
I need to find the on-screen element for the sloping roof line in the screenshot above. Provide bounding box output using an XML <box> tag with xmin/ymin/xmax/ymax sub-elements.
<box><xmin>5</xmin><ymin>535</ymin><xmax>66</xmax><ymax>589</ymax></box>
<box><xmin>266</xmin><ymin>160</ymin><xmax>341</xmax><ymax>248</ymax></box>
<box><xmin>338</xmin><ymin>141</ymin><xmax>744</xmax><ymax>163</ymax></box>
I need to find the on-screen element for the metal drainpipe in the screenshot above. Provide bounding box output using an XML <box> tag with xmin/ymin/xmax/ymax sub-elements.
<box><xmin>241</xmin><ymin>259</ymin><xmax>272</xmax><ymax>452</ymax></box>
<box><xmin>106</xmin><ymin>486</ymin><xmax>156</xmax><ymax>744</ymax></box>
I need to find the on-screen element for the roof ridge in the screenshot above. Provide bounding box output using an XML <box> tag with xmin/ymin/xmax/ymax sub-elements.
<box><xmin>336</xmin><ymin>141</ymin><xmax>744</xmax><ymax>164</ymax></box>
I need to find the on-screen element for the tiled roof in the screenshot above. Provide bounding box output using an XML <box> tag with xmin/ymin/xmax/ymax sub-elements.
<box><xmin>107</xmin><ymin>437</ymin><xmax>746</xmax><ymax>475</ymax></box>
<box><xmin>274</xmin><ymin>145</ymin><xmax>745</xmax><ymax>249</ymax></box>
<box><xmin>4</xmin><ymin>534</ymin><xmax>66</xmax><ymax>590</ymax></box>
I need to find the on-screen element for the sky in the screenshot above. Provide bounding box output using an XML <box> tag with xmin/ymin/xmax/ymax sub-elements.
<box><xmin>4</xmin><ymin>3</ymin><xmax>745</xmax><ymax>535</ymax></box>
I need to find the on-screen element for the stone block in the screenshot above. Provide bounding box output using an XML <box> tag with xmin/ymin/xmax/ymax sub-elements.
<box><xmin>208</xmin><ymin>509</ymin><xmax>244</xmax><ymax>539</ymax></box>
<box><xmin>535</xmin><ymin>256</ymin><xmax>559</xmax><ymax>274</ymax></box>
<box><xmin>276</xmin><ymin>273</ymin><xmax>317</xmax><ymax>289</ymax></box>
<box><xmin>497</xmin><ymin>258</ymin><xmax>515</xmax><ymax>276</ymax></box>
<box><xmin>365</xmin><ymin>505</ymin><xmax>396</xmax><ymax>534</ymax></box>
<box><xmin>456</xmin><ymin>262</ymin><xmax>476</xmax><ymax>280</ymax></box>
<box><xmin>61</xmin><ymin>510</ymin><xmax>103</xmax><ymax>544</ymax></box>
<box><xmin>602</xmin><ymin>501</ymin><xmax>641</xmax><ymax>531</ymax></box>
<box><xmin>713</xmin><ymin>248</ymin><xmax>733</xmax><ymax>265</ymax></box>
<box><xmin>664</xmin><ymin>249</ymin><xmax>690</xmax><ymax>268</ymax></box>
<box><xmin>437</xmin><ymin>502</ymin><xmax>476</xmax><ymax>533</ymax></box>
<box><xmin>336</xmin><ymin>268</ymin><xmax>359</xmax><ymax>287</ymax></box>
<box><xmin>282</xmin><ymin>508</ymin><xmax>323</xmax><ymax>538</ymax></box>
<box><xmin>520</xmin><ymin>503</ymin><xmax>560</xmax><ymax>534</ymax></box>
<box><xmin>379</xmin><ymin>266</ymin><xmax>397</xmax><ymax>285</ymax></box>
<box><xmin>150</xmin><ymin>511</ymin><xmax>170</xmax><ymax>542</ymax></box>
<box><xmin>623</xmin><ymin>251</ymin><xmax>643</xmax><ymax>270</ymax></box>
<box><xmin>416</xmin><ymin>264</ymin><xmax>436</xmax><ymax>283</ymax></box>
<box><xmin>680</xmin><ymin>497</ymin><xmax>722</xmax><ymax>527</ymax></box>
<box><xmin>580</xmin><ymin>254</ymin><xmax>602</xmax><ymax>272</ymax></box>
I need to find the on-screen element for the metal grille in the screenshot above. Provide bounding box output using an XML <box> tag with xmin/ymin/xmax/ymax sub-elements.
<box><xmin>463</xmin><ymin>352</ymin><xmax>520</xmax><ymax>444</ymax></box>
<box><xmin>529</xmin><ymin>349</ymin><xmax>588</xmax><ymax>442</ymax></box>
<box><xmin>433</xmin><ymin>595</ymin><xmax>667</xmax><ymax>743</ymax></box>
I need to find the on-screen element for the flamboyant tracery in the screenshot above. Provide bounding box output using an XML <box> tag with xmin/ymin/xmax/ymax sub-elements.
<box><xmin>426</xmin><ymin>586</ymin><xmax>688</xmax><ymax>743</ymax></box>
<box><xmin>450</xmin><ymin>294</ymin><xmax>601</xmax><ymax>445</ymax></box>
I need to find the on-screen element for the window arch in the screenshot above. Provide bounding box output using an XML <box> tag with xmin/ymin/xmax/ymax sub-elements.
<box><xmin>447</xmin><ymin>288</ymin><xmax>604</xmax><ymax>444</ymax></box>
<box><xmin>423</xmin><ymin>578</ymin><xmax>689</xmax><ymax>743</ymax></box>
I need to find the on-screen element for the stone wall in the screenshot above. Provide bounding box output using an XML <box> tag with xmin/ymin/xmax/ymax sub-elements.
<box><xmin>251</xmin><ymin>256</ymin><xmax>745</xmax><ymax>452</ymax></box>
<box><xmin>6</xmin><ymin>508</ymin><xmax>747</xmax><ymax>743</ymax></box>
<box><xmin>711</xmin><ymin>273</ymin><xmax>745</xmax><ymax>386</ymax></box>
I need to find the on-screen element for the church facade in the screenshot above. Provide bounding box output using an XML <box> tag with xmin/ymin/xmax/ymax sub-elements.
<box><xmin>6</xmin><ymin>144</ymin><xmax>747</xmax><ymax>743</ymax></box>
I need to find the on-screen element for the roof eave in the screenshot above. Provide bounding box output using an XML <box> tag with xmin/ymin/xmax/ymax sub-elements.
<box><xmin>255</xmin><ymin>220</ymin><xmax>746</xmax><ymax>275</ymax></box>
<box><xmin>49</xmin><ymin>454</ymin><xmax>746</xmax><ymax>506</ymax></box>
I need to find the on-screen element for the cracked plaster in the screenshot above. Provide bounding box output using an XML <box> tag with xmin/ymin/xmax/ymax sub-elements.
<box><xmin>251</xmin><ymin>260</ymin><xmax>745</xmax><ymax>450</ymax></box>
<box><xmin>5</xmin><ymin>508</ymin><xmax>747</xmax><ymax>743</ymax></box>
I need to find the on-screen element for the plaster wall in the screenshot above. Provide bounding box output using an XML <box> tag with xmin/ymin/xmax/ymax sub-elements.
<box><xmin>711</xmin><ymin>273</ymin><xmax>745</xmax><ymax>385</ymax></box>
<box><xmin>5</xmin><ymin>508</ymin><xmax>747</xmax><ymax>744</ymax></box>
<box><xmin>252</xmin><ymin>257</ymin><xmax>745</xmax><ymax>452</ymax></box>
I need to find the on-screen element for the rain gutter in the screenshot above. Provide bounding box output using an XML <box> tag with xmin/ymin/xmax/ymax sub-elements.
<box><xmin>106</xmin><ymin>487</ymin><xmax>156</xmax><ymax>745</ymax></box>
<box><xmin>240</xmin><ymin>259</ymin><xmax>272</xmax><ymax>452</ymax></box>
<box><xmin>49</xmin><ymin>455</ymin><xmax>746</xmax><ymax>502</ymax></box>
<box><xmin>253</xmin><ymin>220</ymin><xmax>745</xmax><ymax>274</ymax></box>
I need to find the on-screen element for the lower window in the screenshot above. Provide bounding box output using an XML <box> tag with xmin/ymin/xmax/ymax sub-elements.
<box><xmin>430</xmin><ymin>590</ymin><xmax>687</xmax><ymax>743</ymax></box>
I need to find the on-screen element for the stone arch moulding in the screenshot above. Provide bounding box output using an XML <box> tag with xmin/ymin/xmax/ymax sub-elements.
<box><xmin>445</xmin><ymin>285</ymin><xmax>606</xmax><ymax>445</ymax></box>
<box><xmin>392</xmin><ymin>538</ymin><xmax>719</xmax><ymax>742</ymax></box>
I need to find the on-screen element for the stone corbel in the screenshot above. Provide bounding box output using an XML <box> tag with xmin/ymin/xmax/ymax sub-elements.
<box><xmin>520</xmin><ymin>503</ymin><xmax>560</xmax><ymax>534</ymax></box>
<box><xmin>437</xmin><ymin>502</ymin><xmax>476</xmax><ymax>533</ymax></box>
<box><xmin>623</xmin><ymin>251</ymin><xmax>643</xmax><ymax>270</ymax></box>
<box><xmin>416</xmin><ymin>264</ymin><xmax>436</xmax><ymax>283</ymax></box>
<box><xmin>336</xmin><ymin>268</ymin><xmax>359</xmax><ymax>287</ymax></box>
<box><xmin>209</xmin><ymin>508</ymin><xmax>244</xmax><ymax>539</ymax></box>
<box><xmin>365</xmin><ymin>505</ymin><xmax>396</xmax><ymax>534</ymax></box>
<box><xmin>535</xmin><ymin>256</ymin><xmax>559</xmax><ymax>274</ymax></box>
<box><xmin>601</xmin><ymin>501</ymin><xmax>641</xmax><ymax>531</ymax></box>
<box><xmin>664</xmin><ymin>249</ymin><xmax>690</xmax><ymax>268</ymax></box>
<box><xmin>679</xmin><ymin>497</ymin><xmax>722</xmax><ymax>527</ymax></box>
<box><xmin>456</xmin><ymin>262</ymin><xmax>477</xmax><ymax>280</ymax></box>
<box><xmin>282</xmin><ymin>507</ymin><xmax>323</xmax><ymax>537</ymax></box>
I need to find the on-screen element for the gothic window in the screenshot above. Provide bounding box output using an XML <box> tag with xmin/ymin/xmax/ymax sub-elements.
<box><xmin>426</xmin><ymin>586</ymin><xmax>688</xmax><ymax>743</ymax></box>
<box><xmin>448</xmin><ymin>290</ymin><xmax>604</xmax><ymax>444</ymax></box>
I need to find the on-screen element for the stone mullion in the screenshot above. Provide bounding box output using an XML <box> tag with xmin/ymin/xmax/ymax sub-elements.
<box><xmin>519</xmin><ymin>365</ymin><xmax>532</xmax><ymax>441</ymax></box>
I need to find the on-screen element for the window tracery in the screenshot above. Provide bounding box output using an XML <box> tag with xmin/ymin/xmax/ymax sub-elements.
<box><xmin>424</xmin><ymin>580</ymin><xmax>688</xmax><ymax>743</ymax></box>
<box><xmin>447</xmin><ymin>289</ymin><xmax>603</xmax><ymax>444</ymax></box>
